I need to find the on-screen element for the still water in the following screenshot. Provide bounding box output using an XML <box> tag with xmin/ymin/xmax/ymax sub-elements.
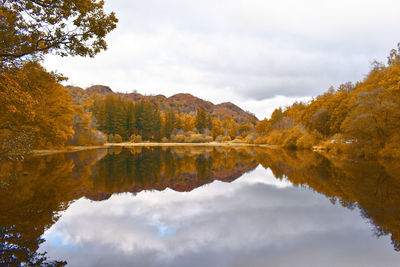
<box><xmin>1</xmin><ymin>146</ymin><xmax>400</xmax><ymax>266</ymax></box>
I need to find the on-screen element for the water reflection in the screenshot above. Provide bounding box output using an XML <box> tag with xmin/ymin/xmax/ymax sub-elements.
<box><xmin>0</xmin><ymin>147</ymin><xmax>400</xmax><ymax>266</ymax></box>
<box><xmin>257</xmin><ymin>149</ymin><xmax>400</xmax><ymax>252</ymax></box>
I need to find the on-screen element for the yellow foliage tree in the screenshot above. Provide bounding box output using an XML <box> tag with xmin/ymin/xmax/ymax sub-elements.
<box><xmin>0</xmin><ymin>62</ymin><xmax>75</xmax><ymax>155</ymax></box>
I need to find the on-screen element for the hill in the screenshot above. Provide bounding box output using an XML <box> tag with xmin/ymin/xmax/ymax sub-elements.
<box><xmin>66</xmin><ymin>85</ymin><xmax>258</xmax><ymax>122</ymax></box>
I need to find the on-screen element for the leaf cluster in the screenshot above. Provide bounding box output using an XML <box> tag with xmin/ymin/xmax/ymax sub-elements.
<box><xmin>0</xmin><ymin>0</ymin><xmax>118</xmax><ymax>70</ymax></box>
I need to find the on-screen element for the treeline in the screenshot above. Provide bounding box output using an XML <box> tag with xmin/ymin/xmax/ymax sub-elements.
<box><xmin>254</xmin><ymin>43</ymin><xmax>400</xmax><ymax>158</ymax></box>
<box><xmin>90</xmin><ymin>94</ymin><xmax>256</xmax><ymax>143</ymax></box>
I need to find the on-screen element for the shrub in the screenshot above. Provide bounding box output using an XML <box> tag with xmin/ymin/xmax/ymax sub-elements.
<box><xmin>130</xmin><ymin>134</ymin><xmax>142</xmax><ymax>143</ymax></box>
<box><xmin>244</xmin><ymin>134</ymin><xmax>256</xmax><ymax>144</ymax></box>
<box><xmin>204</xmin><ymin>136</ymin><xmax>213</xmax><ymax>142</ymax></box>
<box><xmin>173</xmin><ymin>134</ymin><xmax>186</xmax><ymax>143</ymax></box>
<box><xmin>296</xmin><ymin>134</ymin><xmax>315</xmax><ymax>149</ymax></box>
<box><xmin>379</xmin><ymin>144</ymin><xmax>400</xmax><ymax>158</ymax></box>
<box><xmin>161</xmin><ymin>137</ymin><xmax>169</xmax><ymax>143</ymax></box>
<box><xmin>107</xmin><ymin>134</ymin><xmax>114</xmax><ymax>143</ymax></box>
<box><xmin>94</xmin><ymin>131</ymin><xmax>107</xmax><ymax>145</ymax></box>
<box><xmin>114</xmin><ymin>134</ymin><xmax>123</xmax><ymax>143</ymax></box>
<box><xmin>69</xmin><ymin>130</ymin><xmax>106</xmax><ymax>146</ymax></box>
<box><xmin>215</xmin><ymin>135</ymin><xmax>224</xmax><ymax>142</ymax></box>
<box><xmin>186</xmin><ymin>134</ymin><xmax>205</xmax><ymax>143</ymax></box>
<box><xmin>185</xmin><ymin>131</ymin><xmax>196</xmax><ymax>136</ymax></box>
<box><xmin>379</xmin><ymin>134</ymin><xmax>400</xmax><ymax>158</ymax></box>
<box><xmin>172</xmin><ymin>129</ymin><xmax>184</xmax><ymax>136</ymax></box>
<box><xmin>266</xmin><ymin>130</ymin><xmax>284</xmax><ymax>145</ymax></box>
<box><xmin>324</xmin><ymin>137</ymin><xmax>365</xmax><ymax>157</ymax></box>
<box><xmin>282</xmin><ymin>126</ymin><xmax>306</xmax><ymax>149</ymax></box>
<box><xmin>222</xmin><ymin>136</ymin><xmax>231</xmax><ymax>142</ymax></box>
<box><xmin>296</xmin><ymin>130</ymin><xmax>321</xmax><ymax>149</ymax></box>
<box><xmin>0</xmin><ymin>130</ymin><xmax>33</xmax><ymax>159</ymax></box>
<box><xmin>254</xmin><ymin>136</ymin><xmax>269</xmax><ymax>144</ymax></box>
<box><xmin>312</xmin><ymin>129</ymin><xmax>323</xmax><ymax>140</ymax></box>
<box><xmin>231</xmin><ymin>138</ymin><xmax>245</xmax><ymax>143</ymax></box>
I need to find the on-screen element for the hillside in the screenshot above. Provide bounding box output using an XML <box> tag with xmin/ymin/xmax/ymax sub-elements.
<box><xmin>66</xmin><ymin>85</ymin><xmax>258</xmax><ymax>122</ymax></box>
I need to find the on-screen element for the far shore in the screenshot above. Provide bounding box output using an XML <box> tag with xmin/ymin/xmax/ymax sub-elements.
<box><xmin>105</xmin><ymin>141</ymin><xmax>278</xmax><ymax>148</ymax></box>
<box><xmin>31</xmin><ymin>142</ymin><xmax>279</xmax><ymax>156</ymax></box>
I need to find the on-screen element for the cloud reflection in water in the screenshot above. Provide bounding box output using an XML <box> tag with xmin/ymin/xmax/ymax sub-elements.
<box><xmin>40</xmin><ymin>166</ymin><xmax>399</xmax><ymax>267</ymax></box>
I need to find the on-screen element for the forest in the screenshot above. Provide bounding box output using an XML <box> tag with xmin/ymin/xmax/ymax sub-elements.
<box><xmin>1</xmin><ymin>0</ymin><xmax>399</xmax><ymax>159</ymax></box>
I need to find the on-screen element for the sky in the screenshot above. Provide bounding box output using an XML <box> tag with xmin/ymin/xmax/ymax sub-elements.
<box><xmin>44</xmin><ymin>0</ymin><xmax>400</xmax><ymax>119</ymax></box>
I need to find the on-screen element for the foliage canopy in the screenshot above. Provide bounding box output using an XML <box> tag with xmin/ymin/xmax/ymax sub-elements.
<box><xmin>0</xmin><ymin>0</ymin><xmax>118</xmax><ymax>70</ymax></box>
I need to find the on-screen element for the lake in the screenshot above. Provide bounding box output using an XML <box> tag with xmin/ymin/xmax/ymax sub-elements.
<box><xmin>1</xmin><ymin>146</ymin><xmax>400</xmax><ymax>266</ymax></box>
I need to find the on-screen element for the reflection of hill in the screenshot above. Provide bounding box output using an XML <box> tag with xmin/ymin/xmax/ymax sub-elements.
<box><xmin>0</xmin><ymin>146</ymin><xmax>259</xmax><ymax>264</ymax></box>
<box><xmin>88</xmin><ymin>147</ymin><xmax>258</xmax><ymax>199</ymax></box>
<box><xmin>258</xmin><ymin>149</ymin><xmax>400</xmax><ymax>252</ymax></box>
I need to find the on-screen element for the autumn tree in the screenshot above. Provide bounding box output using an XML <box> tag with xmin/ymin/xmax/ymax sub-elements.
<box><xmin>152</xmin><ymin>105</ymin><xmax>162</xmax><ymax>140</ymax></box>
<box><xmin>309</xmin><ymin>108</ymin><xmax>329</xmax><ymax>137</ymax></box>
<box><xmin>210</xmin><ymin>117</ymin><xmax>224</xmax><ymax>138</ymax></box>
<box><xmin>0</xmin><ymin>0</ymin><xmax>118</xmax><ymax>70</ymax></box>
<box><xmin>327</xmin><ymin>91</ymin><xmax>351</xmax><ymax>135</ymax></box>
<box><xmin>163</xmin><ymin>108</ymin><xmax>177</xmax><ymax>138</ymax></box>
<box><xmin>255</xmin><ymin>119</ymin><xmax>269</xmax><ymax>135</ymax></box>
<box><xmin>67</xmin><ymin>91</ymin><xmax>107</xmax><ymax>146</ymax></box>
<box><xmin>134</xmin><ymin>100</ymin><xmax>162</xmax><ymax>141</ymax></box>
<box><xmin>341</xmin><ymin>60</ymin><xmax>400</xmax><ymax>149</ymax></box>
<box><xmin>180</xmin><ymin>113</ymin><xmax>195</xmax><ymax>132</ymax></box>
<box><xmin>93</xmin><ymin>95</ymin><xmax>140</xmax><ymax>140</ymax></box>
<box><xmin>221</xmin><ymin>117</ymin><xmax>238</xmax><ymax>138</ymax></box>
<box><xmin>0</xmin><ymin>0</ymin><xmax>118</xmax><ymax>156</ymax></box>
<box><xmin>388</xmin><ymin>43</ymin><xmax>400</xmax><ymax>66</ymax></box>
<box><xmin>0</xmin><ymin>62</ymin><xmax>75</xmax><ymax>156</ymax></box>
<box><xmin>268</xmin><ymin>108</ymin><xmax>297</xmax><ymax>130</ymax></box>
<box><xmin>342</xmin><ymin>85</ymin><xmax>400</xmax><ymax>148</ymax></box>
<box><xmin>238</xmin><ymin>122</ymin><xmax>252</xmax><ymax>137</ymax></box>
<box><xmin>0</xmin><ymin>72</ymin><xmax>36</xmax><ymax>156</ymax></box>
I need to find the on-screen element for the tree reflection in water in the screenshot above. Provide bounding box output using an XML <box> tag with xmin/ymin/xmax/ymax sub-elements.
<box><xmin>1</xmin><ymin>146</ymin><xmax>400</xmax><ymax>264</ymax></box>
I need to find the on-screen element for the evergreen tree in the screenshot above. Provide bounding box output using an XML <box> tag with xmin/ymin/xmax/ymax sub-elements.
<box><xmin>195</xmin><ymin>108</ymin><xmax>207</xmax><ymax>133</ymax></box>
<box><xmin>163</xmin><ymin>109</ymin><xmax>177</xmax><ymax>138</ymax></box>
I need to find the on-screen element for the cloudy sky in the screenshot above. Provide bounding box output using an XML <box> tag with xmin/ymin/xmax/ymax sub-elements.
<box><xmin>44</xmin><ymin>0</ymin><xmax>400</xmax><ymax>119</ymax></box>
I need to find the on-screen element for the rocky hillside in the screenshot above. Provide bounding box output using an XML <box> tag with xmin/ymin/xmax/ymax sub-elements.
<box><xmin>66</xmin><ymin>85</ymin><xmax>258</xmax><ymax>122</ymax></box>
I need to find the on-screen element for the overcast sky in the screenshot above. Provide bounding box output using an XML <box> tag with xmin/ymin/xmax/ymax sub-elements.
<box><xmin>44</xmin><ymin>0</ymin><xmax>400</xmax><ymax>119</ymax></box>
